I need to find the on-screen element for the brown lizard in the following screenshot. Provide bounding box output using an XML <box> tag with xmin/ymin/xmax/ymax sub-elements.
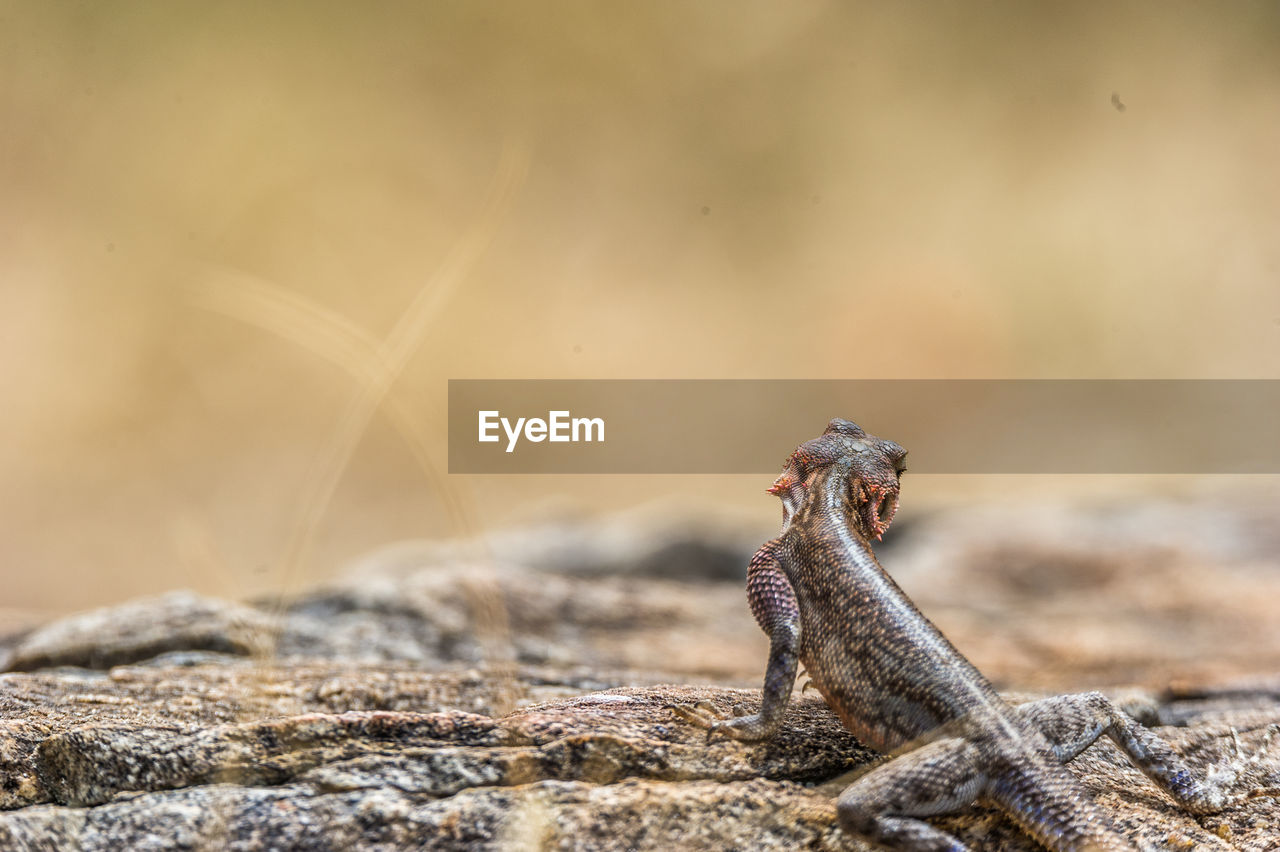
<box><xmin>673</xmin><ymin>418</ymin><xmax>1277</xmax><ymax>851</ymax></box>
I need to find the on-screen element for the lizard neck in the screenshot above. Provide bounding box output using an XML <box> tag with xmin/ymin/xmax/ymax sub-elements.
<box><xmin>785</xmin><ymin>463</ymin><xmax>875</xmax><ymax>544</ymax></box>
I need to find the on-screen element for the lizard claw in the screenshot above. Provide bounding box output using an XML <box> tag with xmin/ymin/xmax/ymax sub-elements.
<box><xmin>1206</xmin><ymin>722</ymin><xmax>1280</xmax><ymax>799</ymax></box>
<box><xmin>1233</xmin><ymin>723</ymin><xmax>1279</xmax><ymax>768</ymax></box>
<box><xmin>669</xmin><ymin>698</ymin><xmax>771</xmax><ymax>743</ymax></box>
<box><xmin>1227</xmin><ymin>727</ymin><xmax>1244</xmax><ymax>761</ymax></box>
<box><xmin>668</xmin><ymin>699</ymin><xmax>725</xmax><ymax>734</ymax></box>
<box><xmin>1246</xmin><ymin>723</ymin><xmax>1280</xmax><ymax>774</ymax></box>
<box><xmin>668</xmin><ymin>701</ymin><xmax>732</xmax><ymax>742</ymax></box>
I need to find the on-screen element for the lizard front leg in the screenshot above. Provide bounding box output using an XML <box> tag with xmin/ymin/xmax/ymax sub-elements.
<box><xmin>671</xmin><ymin>548</ymin><xmax>801</xmax><ymax>741</ymax></box>
<box><xmin>1017</xmin><ymin>691</ymin><xmax>1280</xmax><ymax>814</ymax></box>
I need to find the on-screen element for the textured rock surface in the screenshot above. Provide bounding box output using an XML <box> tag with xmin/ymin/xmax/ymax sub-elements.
<box><xmin>0</xmin><ymin>670</ymin><xmax>1277</xmax><ymax>850</ymax></box>
<box><xmin>1</xmin><ymin>592</ymin><xmax>274</xmax><ymax>673</ymax></box>
<box><xmin>1</xmin><ymin>496</ymin><xmax>1279</xmax><ymax>849</ymax></box>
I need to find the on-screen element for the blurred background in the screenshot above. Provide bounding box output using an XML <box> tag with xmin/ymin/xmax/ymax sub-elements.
<box><xmin>2</xmin><ymin>2</ymin><xmax>1279</xmax><ymax>623</ymax></box>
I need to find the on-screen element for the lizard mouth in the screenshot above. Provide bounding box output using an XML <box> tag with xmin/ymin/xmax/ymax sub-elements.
<box><xmin>870</xmin><ymin>488</ymin><xmax>901</xmax><ymax>534</ymax></box>
<box><xmin>865</xmin><ymin>486</ymin><xmax>899</xmax><ymax>540</ymax></box>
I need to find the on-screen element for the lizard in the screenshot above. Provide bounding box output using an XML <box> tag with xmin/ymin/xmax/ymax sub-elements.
<box><xmin>672</xmin><ymin>418</ymin><xmax>1277</xmax><ymax>851</ymax></box>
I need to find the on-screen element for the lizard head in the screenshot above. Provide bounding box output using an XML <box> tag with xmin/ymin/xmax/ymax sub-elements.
<box><xmin>768</xmin><ymin>418</ymin><xmax>908</xmax><ymax>540</ymax></box>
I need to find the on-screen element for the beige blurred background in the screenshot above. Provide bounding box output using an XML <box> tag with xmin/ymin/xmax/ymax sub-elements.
<box><xmin>2</xmin><ymin>2</ymin><xmax>1279</xmax><ymax>618</ymax></box>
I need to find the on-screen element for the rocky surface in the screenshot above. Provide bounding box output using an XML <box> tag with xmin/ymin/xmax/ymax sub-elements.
<box><xmin>1</xmin><ymin>497</ymin><xmax>1279</xmax><ymax>849</ymax></box>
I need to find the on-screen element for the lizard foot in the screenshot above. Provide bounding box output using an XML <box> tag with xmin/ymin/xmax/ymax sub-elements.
<box><xmin>1217</xmin><ymin>723</ymin><xmax>1280</xmax><ymax>805</ymax></box>
<box><xmin>667</xmin><ymin>699</ymin><xmax>719</xmax><ymax>727</ymax></box>
<box><xmin>1193</xmin><ymin>722</ymin><xmax>1280</xmax><ymax>810</ymax></box>
<box><xmin>667</xmin><ymin>699</ymin><xmax>770</xmax><ymax>742</ymax></box>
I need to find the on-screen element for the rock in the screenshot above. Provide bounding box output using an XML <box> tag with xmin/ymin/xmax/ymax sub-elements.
<box><xmin>0</xmin><ymin>778</ymin><xmax>839</xmax><ymax>852</ymax></box>
<box><xmin>1</xmin><ymin>499</ymin><xmax>1279</xmax><ymax>848</ymax></box>
<box><xmin>0</xmin><ymin>562</ymin><xmax>749</xmax><ymax>678</ymax></box>
<box><xmin>0</xmin><ymin>672</ymin><xmax>1276</xmax><ymax>849</ymax></box>
<box><xmin>1</xmin><ymin>592</ymin><xmax>274</xmax><ymax>673</ymax></box>
<box><xmin>0</xmin><ymin>663</ymin><xmax>545</xmax><ymax>811</ymax></box>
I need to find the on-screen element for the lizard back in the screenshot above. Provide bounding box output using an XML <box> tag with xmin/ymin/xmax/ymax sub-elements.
<box><xmin>777</xmin><ymin>472</ymin><xmax>1007</xmax><ymax>752</ymax></box>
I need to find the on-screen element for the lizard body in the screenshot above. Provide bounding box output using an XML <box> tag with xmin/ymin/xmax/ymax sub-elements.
<box><xmin>674</xmin><ymin>419</ymin><xmax>1275</xmax><ymax>851</ymax></box>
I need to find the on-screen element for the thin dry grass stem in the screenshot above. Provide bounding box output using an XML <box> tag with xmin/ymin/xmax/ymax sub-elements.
<box><xmin>186</xmin><ymin>141</ymin><xmax>531</xmax><ymax>706</ymax></box>
<box><xmin>493</xmin><ymin>786</ymin><xmax>556</xmax><ymax>851</ymax></box>
<box><xmin>267</xmin><ymin>140</ymin><xmax>528</xmax><ymax>615</ymax></box>
<box><xmin>171</xmin><ymin>513</ymin><xmax>279</xmax><ymax>668</ymax></box>
<box><xmin>187</xmin><ymin>271</ymin><xmax>475</xmax><ymax>540</ymax></box>
<box><xmin>460</xmin><ymin>572</ymin><xmax>520</xmax><ymax>716</ymax></box>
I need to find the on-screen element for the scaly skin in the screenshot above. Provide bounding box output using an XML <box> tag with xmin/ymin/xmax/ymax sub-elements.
<box><xmin>674</xmin><ymin>419</ymin><xmax>1277</xmax><ymax>852</ymax></box>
